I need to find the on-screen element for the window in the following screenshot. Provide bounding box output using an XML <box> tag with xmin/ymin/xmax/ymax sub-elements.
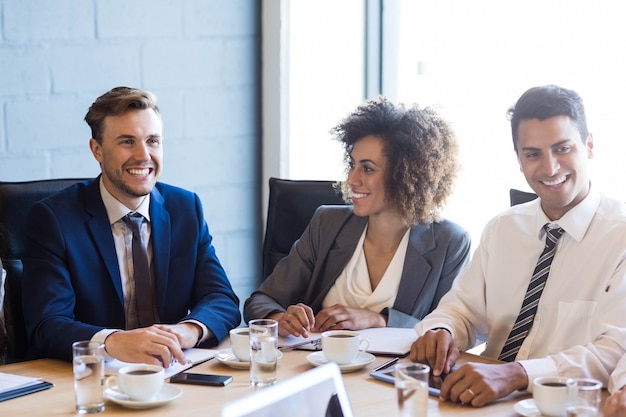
<box><xmin>389</xmin><ymin>0</ymin><xmax>626</xmax><ymax>242</ymax></box>
<box><xmin>264</xmin><ymin>0</ymin><xmax>626</xmax><ymax>243</ymax></box>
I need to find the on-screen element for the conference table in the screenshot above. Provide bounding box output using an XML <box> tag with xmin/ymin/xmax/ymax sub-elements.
<box><xmin>0</xmin><ymin>340</ymin><xmax>606</xmax><ymax>416</ymax></box>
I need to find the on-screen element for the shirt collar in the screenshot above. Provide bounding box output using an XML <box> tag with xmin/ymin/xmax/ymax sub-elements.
<box><xmin>99</xmin><ymin>177</ymin><xmax>151</xmax><ymax>225</ymax></box>
<box><xmin>535</xmin><ymin>182</ymin><xmax>600</xmax><ymax>243</ymax></box>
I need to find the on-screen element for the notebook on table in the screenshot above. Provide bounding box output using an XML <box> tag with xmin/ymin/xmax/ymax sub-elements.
<box><xmin>0</xmin><ymin>372</ymin><xmax>53</xmax><ymax>402</ymax></box>
<box><xmin>221</xmin><ymin>362</ymin><xmax>354</xmax><ymax>417</ymax></box>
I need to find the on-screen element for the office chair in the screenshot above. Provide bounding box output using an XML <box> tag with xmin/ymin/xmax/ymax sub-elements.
<box><xmin>0</xmin><ymin>178</ymin><xmax>91</xmax><ymax>363</ymax></box>
<box><xmin>262</xmin><ymin>178</ymin><xmax>346</xmax><ymax>281</ymax></box>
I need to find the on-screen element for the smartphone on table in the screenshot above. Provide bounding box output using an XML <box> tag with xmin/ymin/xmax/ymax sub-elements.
<box><xmin>170</xmin><ymin>373</ymin><xmax>233</xmax><ymax>387</ymax></box>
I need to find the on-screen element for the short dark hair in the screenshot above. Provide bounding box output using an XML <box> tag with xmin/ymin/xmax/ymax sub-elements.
<box><xmin>507</xmin><ymin>85</ymin><xmax>588</xmax><ymax>151</ymax></box>
<box><xmin>85</xmin><ymin>86</ymin><xmax>160</xmax><ymax>143</ymax></box>
<box><xmin>331</xmin><ymin>96</ymin><xmax>459</xmax><ymax>225</ymax></box>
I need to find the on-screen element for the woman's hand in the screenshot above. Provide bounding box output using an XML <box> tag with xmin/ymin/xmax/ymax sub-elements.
<box><xmin>269</xmin><ymin>303</ymin><xmax>315</xmax><ymax>337</ymax></box>
<box><xmin>312</xmin><ymin>304</ymin><xmax>386</xmax><ymax>332</ymax></box>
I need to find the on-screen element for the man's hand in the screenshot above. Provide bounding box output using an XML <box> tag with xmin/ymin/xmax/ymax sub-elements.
<box><xmin>312</xmin><ymin>304</ymin><xmax>386</xmax><ymax>332</ymax></box>
<box><xmin>154</xmin><ymin>322</ymin><xmax>204</xmax><ymax>348</ymax></box>
<box><xmin>269</xmin><ymin>303</ymin><xmax>315</xmax><ymax>337</ymax></box>
<box><xmin>409</xmin><ymin>329</ymin><xmax>459</xmax><ymax>376</ymax></box>
<box><xmin>104</xmin><ymin>326</ymin><xmax>187</xmax><ymax>367</ymax></box>
<box><xmin>439</xmin><ymin>362</ymin><xmax>529</xmax><ymax>407</ymax></box>
<box><xmin>603</xmin><ymin>386</ymin><xmax>626</xmax><ymax>417</ymax></box>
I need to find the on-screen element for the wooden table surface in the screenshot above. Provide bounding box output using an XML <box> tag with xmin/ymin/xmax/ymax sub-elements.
<box><xmin>1</xmin><ymin>341</ymin><xmax>598</xmax><ymax>417</ymax></box>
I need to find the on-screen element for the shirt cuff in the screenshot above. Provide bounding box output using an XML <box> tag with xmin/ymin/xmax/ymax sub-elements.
<box><xmin>92</xmin><ymin>328</ymin><xmax>122</xmax><ymax>361</ymax></box>
<box><xmin>517</xmin><ymin>357</ymin><xmax>558</xmax><ymax>392</ymax></box>
<box><xmin>181</xmin><ymin>319</ymin><xmax>208</xmax><ymax>345</ymax></box>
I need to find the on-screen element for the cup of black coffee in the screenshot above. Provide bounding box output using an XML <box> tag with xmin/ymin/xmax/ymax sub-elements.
<box><xmin>105</xmin><ymin>364</ymin><xmax>164</xmax><ymax>401</ymax></box>
<box><xmin>321</xmin><ymin>330</ymin><xmax>369</xmax><ymax>365</ymax></box>
<box><xmin>533</xmin><ymin>376</ymin><xmax>576</xmax><ymax>417</ymax></box>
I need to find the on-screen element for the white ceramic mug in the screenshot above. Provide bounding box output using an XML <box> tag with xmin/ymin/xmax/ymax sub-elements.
<box><xmin>229</xmin><ymin>327</ymin><xmax>251</xmax><ymax>362</ymax></box>
<box><xmin>321</xmin><ymin>330</ymin><xmax>369</xmax><ymax>365</ymax></box>
<box><xmin>105</xmin><ymin>364</ymin><xmax>164</xmax><ymax>402</ymax></box>
<box><xmin>533</xmin><ymin>376</ymin><xmax>576</xmax><ymax>417</ymax></box>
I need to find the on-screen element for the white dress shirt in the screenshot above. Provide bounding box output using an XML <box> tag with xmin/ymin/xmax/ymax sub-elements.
<box><xmin>416</xmin><ymin>185</ymin><xmax>626</xmax><ymax>392</ymax></box>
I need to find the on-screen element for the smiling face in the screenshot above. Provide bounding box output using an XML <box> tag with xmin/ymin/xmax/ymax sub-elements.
<box><xmin>346</xmin><ymin>135</ymin><xmax>394</xmax><ymax>218</ymax></box>
<box><xmin>89</xmin><ymin>108</ymin><xmax>163</xmax><ymax>209</ymax></box>
<box><xmin>516</xmin><ymin>115</ymin><xmax>593</xmax><ymax>220</ymax></box>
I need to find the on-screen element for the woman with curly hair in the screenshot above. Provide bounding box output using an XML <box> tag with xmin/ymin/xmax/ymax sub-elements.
<box><xmin>244</xmin><ymin>96</ymin><xmax>471</xmax><ymax>337</ymax></box>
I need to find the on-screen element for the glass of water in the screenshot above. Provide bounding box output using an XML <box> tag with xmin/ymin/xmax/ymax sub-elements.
<box><xmin>72</xmin><ymin>340</ymin><xmax>105</xmax><ymax>414</ymax></box>
<box><xmin>395</xmin><ymin>362</ymin><xmax>429</xmax><ymax>417</ymax></box>
<box><xmin>249</xmin><ymin>319</ymin><xmax>278</xmax><ymax>388</ymax></box>
<box><xmin>566</xmin><ymin>378</ymin><xmax>602</xmax><ymax>417</ymax></box>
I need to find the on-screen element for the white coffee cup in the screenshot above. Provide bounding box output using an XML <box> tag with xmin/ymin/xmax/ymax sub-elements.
<box><xmin>533</xmin><ymin>376</ymin><xmax>576</xmax><ymax>417</ymax></box>
<box><xmin>105</xmin><ymin>364</ymin><xmax>164</xmax><ymax>402</ymax></box>
<box><xmin>321</xmin><ymin>330</ymin><xmax>369</xmax><ymax>365</ymax></box>
<box><xmin>229</xmin><ymin>327</ymin><xmax>251</xmax><ymax>362</ymax></box>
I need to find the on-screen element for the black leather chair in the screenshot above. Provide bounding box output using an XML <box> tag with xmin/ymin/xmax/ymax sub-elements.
<box><xmin>262</xmin><ymin>178</ymin><xmax>346</xmax><ymax>281</ymax></box>
<box><xmin>510</xmin><ymin>188</ymin><xmax>538</xmax><ymax>206</ymax></box>
<box><xmin>0</xmin><ymin>178</ymin><xmax>91</xmax><ymax>363</ymax></box>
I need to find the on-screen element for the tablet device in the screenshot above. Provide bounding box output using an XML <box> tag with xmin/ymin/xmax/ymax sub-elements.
<box><xmin>369</xmin><ymin>365</ymin><xmax>457</xmax><ymax>397</ymax></box>
<box><xmin>221</xmin><ymin>362</ymin><xmax>353</xmax><ymax>417</ymax></box>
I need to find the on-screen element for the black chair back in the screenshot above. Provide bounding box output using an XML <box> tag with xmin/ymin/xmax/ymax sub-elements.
<box><xmin>0</xmin><ymin>178</ymin><xmax>91</xmax><ymax>363</ymax></box>
<box><xmin>262</xmin><ymin>178</ymin><xmax>346</xmax><ymax>281</ymax></box>
<box><xmin>510</xmin><ymin>188</ymin><xmax>538</xmax><ymax>206</ymax></box>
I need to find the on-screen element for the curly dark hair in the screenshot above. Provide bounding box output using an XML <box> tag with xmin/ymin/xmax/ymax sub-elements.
<box><xmin>331</xmin><ymin>96</ymin><xmax>459</xmax><ymax>225</ymax></box>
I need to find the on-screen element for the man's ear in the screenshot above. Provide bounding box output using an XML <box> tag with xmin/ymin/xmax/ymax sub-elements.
<box><xmin>89</xmin><ymin>138</ymin><xmax>103</xmax><ymax>163</ymax></box>
<box><xmin>586</xmin><ymin>133</ymin><xmax>594</xmax><ymax>159</ymax></box>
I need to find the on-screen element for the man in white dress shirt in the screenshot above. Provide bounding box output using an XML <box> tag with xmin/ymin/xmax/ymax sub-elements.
<box><xmin>409</xmin><ymin>85</ymin><xmax>626</xmax><ymax>407</ymax></box>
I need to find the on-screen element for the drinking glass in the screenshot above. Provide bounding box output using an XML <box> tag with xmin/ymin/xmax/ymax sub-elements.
<box><xmin>395</xmin><ymin>362</ymin><xmax>429</xmax><ymax>417</ymax></box>
<box><xmin>72</xmin><ymin>341</ymin><xmax>105</xmax><ymax>414</ymax></box>
<box><xmin>566</xmin><ymin>378</ymin><xmax>602</xmax><ymax>417</ymax></box>
<box><xmin>249</xmin><ymin>319</ymin><xmax>278</xmax><ymax>387</ymax></box>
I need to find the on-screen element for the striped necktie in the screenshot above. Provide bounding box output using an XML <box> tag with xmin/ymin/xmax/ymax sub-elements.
<box><xmin>122</xmin><ymin>213</ymin><xmax>157</xmax><ymax>328</ymax></box>
<box><xmin>498</xmin><ymin>225</ymin><xmax>565</xmax><ymax>362</ymax></box>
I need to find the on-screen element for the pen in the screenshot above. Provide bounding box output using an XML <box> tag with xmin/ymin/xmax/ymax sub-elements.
<box><xmin>372</xmin><ymin>356</ymin><xmax>399</xmax><ymax>372</ymax></box>
<box><xmin>278</xmin><ymin>338</ymin><xmax>321</xmax><ymax>351</ymax></box>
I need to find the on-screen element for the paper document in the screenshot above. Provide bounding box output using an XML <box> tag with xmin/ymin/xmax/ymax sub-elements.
<box><xmin>0</xmin><ymin>372</ymin><xmax>53</xmax><ymax>402</ymax></box>
<box><xmin>277</xmin><ymin>327</ymin><xmax>416</xmax><ymax>356</ymax></box>
<box><xmin>357</xmin><ymin>327</ymin><xmax>416</xmax><ymax>357</ymax></box>
<box><xmin>0</xmin><ymin>372</ymin><xmax>42</xmax><ymax>394</ymax></box>
<box><xmin>105</xmin><ymin>348</ymin><xmax>216</xmax><ymax>379</ymax></box>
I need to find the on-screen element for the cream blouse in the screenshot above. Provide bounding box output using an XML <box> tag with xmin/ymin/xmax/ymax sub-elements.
<box><xmin>322</xmin><ymin>226</ymin><xmax>410</xmax><ymax>312</ymax></box>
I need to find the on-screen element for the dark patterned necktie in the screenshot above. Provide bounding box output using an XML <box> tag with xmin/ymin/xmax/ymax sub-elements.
<box><xmin>122</xmin><ymin>213</ymin><xmax>156</xmax><ymax>327</ymax></box>
<box><xmin>498</xmin><ymin>225</ymin><xmax>565</xmax><ymax>362</ymax></box>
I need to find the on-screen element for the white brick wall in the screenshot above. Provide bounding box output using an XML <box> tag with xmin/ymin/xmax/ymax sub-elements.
<box><xmin>0</xmin><ymin>0</ymin><xmax>261</xmax><ymax>318</ymax></box>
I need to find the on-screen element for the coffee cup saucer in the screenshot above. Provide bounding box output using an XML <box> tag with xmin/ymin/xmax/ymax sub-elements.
<box><xmin>105</xmin><ymin>384</ymin><xmax>182</xmax><ymax>409</ymax></box>
<box><xmin>306</xmin><ymin>351</ymin><xmax>375</xmax><ymax>373</ymax></box>
<box><xmin>513</xmin><ymin>398</ymin><xmax>542</xmax><ymax>416</ymax></box>
<box><xmin>216</xmin><ymin>348</ymin><xmax>283</xmax><ymax>369</ymax></box>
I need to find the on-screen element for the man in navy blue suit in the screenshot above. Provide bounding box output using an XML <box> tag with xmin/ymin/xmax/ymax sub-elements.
<box><xmin>22</xmin><ymin>86</ymin><xmax>241</xmax><ymax>365</ymax></box>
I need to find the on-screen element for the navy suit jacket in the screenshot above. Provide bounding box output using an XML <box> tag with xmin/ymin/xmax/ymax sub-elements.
<box><xmin>22</xmin><ymin>178</ymin><xmax>240</xmax><ymax>361</ymax></box>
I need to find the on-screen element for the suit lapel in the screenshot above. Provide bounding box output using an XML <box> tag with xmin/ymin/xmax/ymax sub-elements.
<box><xmin>308</xmin><ymin>214</ymin><xmax>367</xmax><ymax>310</ymax></box>
<box><xmin>149</xmin><ymin>187</ymin><xmax>170</xmax><ymax>318</ymax></box>
<box><xmin>84</xmin><ymin>179</ymin><xmax>125</xmax><ymax>305</ymax></box>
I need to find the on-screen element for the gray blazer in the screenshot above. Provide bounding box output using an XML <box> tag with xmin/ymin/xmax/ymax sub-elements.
<box><xmin>244</xmin><ymin>206</ymin><xmax>471</xmax><ymax>328</ymax></box>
